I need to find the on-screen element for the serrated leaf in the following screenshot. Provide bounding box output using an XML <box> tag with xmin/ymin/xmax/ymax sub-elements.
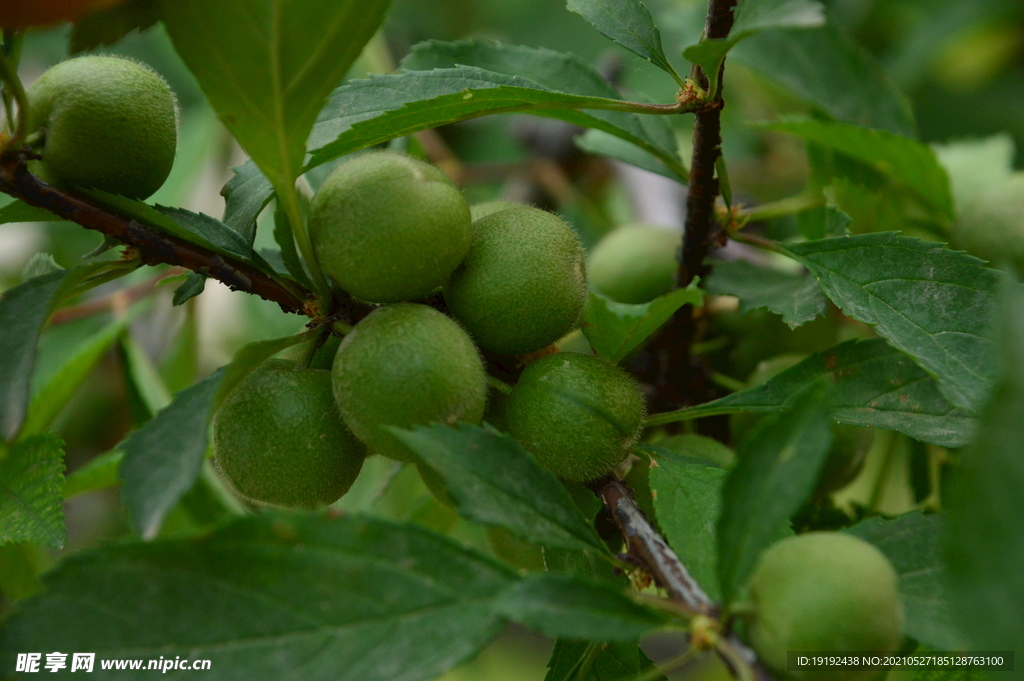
<box><xmin>0</xmin><ymin>542</ymin><xmax>46</xmax><ymax>601</ymax></box>
<box><xmin>0</xmin><ymin>263</ymin><xmax>130</xmax><ymax>440</ymax></box>
<box><xmin>796</xmin><ymin>204</ymin><xmax>853</xmax><ymax>240</ymax></box>
<box><xmin>705</xmin><ymin>259</ymin><xmax>827</xmax><ymax>328</ymax></box>
<box><xmin>0</xmin><ymin>199</ymin><xmax>59</xmax><ymax>224</ymax></box>
<box><xmin>0</xmin><ymin>513</ymin><xmax>515</xmax><ymax>681</ymax></box>
<box><xmin>848</xmin><ymin>513</ymin><xmax>966</xmax><ymax>650</ymax></box>
<box><xmin>648</xmin><ymin>339</ymin><xmax>976</xmax><ymax>448</ymax></box>
<box><xmin>393</xmin><ymin>423</ymin><xmax>606</xmax><ymax>553</ymax></box>
<box><xmin>576</xmin><ymin>128</ymin><xmax>687</xmax><ymax>183</ymax></box>
<box><xmin>19</xmin><ymin>253</ymin><xmax>62</xmax><ymax>280</ymax></box>
<box><xmin>682</xmin><ymin>0</ymin><xmax>824</xmax><ymax>93</ymax></box>
<box><xmin>717</xmin><ymin>384</ymin><xmax>833</xmax><ymax>603</ymax></box>
<box><xmin>545</xmin><ymin>640</ymin><xmax>663</xmax><ymax>681</ymax></box>
<box><xmin>567</xmin><ymin>0</ymin><xmax>676</xmax><ymax>76</ymax></box>
<box><xmin>582</xmin><ymin>284</ymin><xmax>704</xmax><ymax>363</ymax></box>
<box><xmin>944</xmin><ymin>277</ymin><xmax>1024</xmax><ymax>655</ymax></box>
<box><xmin>221</xmin><ymin>160</ymin><xmax>274</xmax><ymax>244</ymax></box>
<box><xmin>649</xmin><ymin>452</ymin><xmax>727</xmax><ymax>601</ymax></box>
<box><xmin>766</xmin><ymin>118</ymin><xmax>953</xmax><ymax>221</ymax></box>
<box><xmin>20</xmin><ymin>306</ymin><xmax>141</xmax><ymax>438</ymax></box>
<box><xmin>784</xmin><ymin>233</ymin><xmax>999</xmax><ymax>411</ymax></box>
<box><xmin>309</xmin><ymin>40</ymin><xmax>686</xmax><ymax>180</ymax></box>
<box><xmin>69</xmin><ymin>0</ymin><xmax>160</xmax><ymax>53</ymax></box>
<box><xmin>0</xmin><ymin>434</ymin><xmax>65</xmax><ymax>549</ymax></box>
<box><xmin>495</xmin><ymin>573</ymin><xmax>665</xmax><ymax>642</ymax></box>
<box><xmin>161</xmin><ymin>0</ymin><xmax>391</xmax><ymax>192</ymax></box>
<box><xmin>733</xmin><ymin>25</ymin><xmax>916</xmax><ymax>137</ymax></box>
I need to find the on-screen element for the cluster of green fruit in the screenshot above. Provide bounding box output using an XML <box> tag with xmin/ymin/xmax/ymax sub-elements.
<box><xmin>214</xmin><ymin>150</ymin><xmax>646</xmax><ymax>509</ymax></box>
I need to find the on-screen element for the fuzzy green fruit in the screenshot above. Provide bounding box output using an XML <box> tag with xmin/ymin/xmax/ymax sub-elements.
<box><xmin>589</xmin><ymin>224</ymin><xmax>681</xmax><ymax>304</ymax></box>
<box><xmin>747</xmin><ymin>532</ymin><xmax>903</xmax><ymax>681</ymax></box>
<box><xmin>470</xmin><ymin>200</ymin><xmax>521</xmax><ymax>221</ymax></box>
<box><xmin>212</xmin><ymin>359</ymin><xmax>365</xmax><ymax>510</ymax></box>
<box><xmin>444</xmin><ymin>206</ymin><xmax>587</xmax><ymax>355</ymax></box>
<box><xmin>506</xmin><ymin>352</ymin><xmax>645</xmax><ymax>481</ymax></box>
<box><xmin>309</xmin><ymin>151</ymin><xmax>472</xmax><ymax>303</ymax></box>
<box><xmin>332</xmin><ymin>303</ymin><xmax>488</xmax><ymax>461</ymax></box>
<box><xmin>27</xmin><ymin>56</ymin><xmax>178</xmax><ymax>200</ymax></box>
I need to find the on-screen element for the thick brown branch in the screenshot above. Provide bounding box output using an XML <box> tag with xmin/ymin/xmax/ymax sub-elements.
<box><xmin>680</xmin><ymin>0</ymin><xmax>737</xmax><ymax>287</ymax></box>
<box><xmin>590</xmin><ymin>476</ymin><xmax>714</xmax><ymax>615</ymax></box>
<box><xmin>0</xmin><ymin>154</ymin><xmax>313</xmax><ymax>315</ymax></box>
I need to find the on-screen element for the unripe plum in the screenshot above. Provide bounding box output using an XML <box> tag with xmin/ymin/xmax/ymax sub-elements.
<box><xmin>746</xmin><ymin>532</ymin><xmax>903</xmax><ymax>681</ymax></box>
<box><xmin>309</xmin><ymin>151</ymin><xmax>472</xmax><ymax>303</ymax></box>
<box><xmin>506</xmin><ymin>352</ymin><xmax>645</xmax><ymax>481</ymax></box>
<box><xmin>212</xmin><ymin>359</ymin><xmax>365</xmax><ymax>510</ymax></box>
<box><xmin>27</xmin><ymin>55</ymin><xmax>178</xmax><ymax>200</ymax></box>
<box><xmin>589</xmin><ymin>224</ymin><xmax>681</xmax><ymax>304</ymax></box>
<box><xmin>444</xmin><ymin>206</ymin><xmax>587</xmax><ymax>355</ymax></box>
<box><xmin>331</xmin><ymin>303</ymin><xmax>487</xmax><ymax>461</ymax></box>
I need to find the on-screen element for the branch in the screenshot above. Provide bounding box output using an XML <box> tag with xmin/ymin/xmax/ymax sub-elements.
<box><xmin>590</xmin><ymin>476</ymin><xmax>714</xmax><ymax>615</ymax></box>
<box><xmin>0</xmin><ymin>153</ymin><xmax>316</xmax><ymax>316</ymax></box>
<box><xmin>680</xmin><ymin>0</ymin><xmax>737</xmax><ymax>287</ymax></box>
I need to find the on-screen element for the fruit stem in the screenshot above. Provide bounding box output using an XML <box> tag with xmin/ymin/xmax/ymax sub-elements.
<box><xmin>486</xmin><ymin>374</ymin><xmax>513</xmax><ymax>396</ymax></box>
<box><xmin>0</xmin><ymin>44</ymin><xmax>29</xmax><ymax>152</ymax></box>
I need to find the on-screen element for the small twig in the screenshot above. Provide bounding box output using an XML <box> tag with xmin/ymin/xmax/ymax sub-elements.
<box><xmin>589</xmin><ymin>476</ymin><xmax>714</xmax><ymax>616</ymax></box>
<box><xmin>0</xmin><ymin>154</ymin><xmax>317</xmax><ymax>316</ymax></box>
<box><xmin>49</xmin><ymin>269</ymin><xmax>180</xmax><ymax>324</ymax></box>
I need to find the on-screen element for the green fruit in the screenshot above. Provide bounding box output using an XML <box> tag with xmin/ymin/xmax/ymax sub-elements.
<box><xmin>470</xmin><ymin>200</ymin><xmax>521</xmax><ymax>221</ymax></box>
<box><xmin>746</xmin><ymin>532</ymin><xmax>903</xmax><ymax>681</ymax></box>
<box><xmin>444</xmin><ymin>206</ymin><xmax>587</xmax><ymax>355</ymax></box>
<box><xmin>212</xmin><ymin>359</ymin><xmax>365</xmax><ymax>510</ymax></box>
<box><xmin>589</xmin><ymin>224</ymin><xmax>681</xmax><ymax>304</ymax></box>
<box><xmin>506</xmin><ymin>352</ymin><xmax>645</xmax><ymax>481</ymax></box>
<box><xmin>309</xmin><ymin>151</ymin><xmax>472</xmax><ymax>303</ymax></box>
<box><xmin>27</xmin><ymin>56</ymin><xmax>178</xmax><ymax>200</ymax></box>
<box><xmin>332</xmin><ymin>303</ymin><xmax>488</xmax><ymax>461</ymax></box>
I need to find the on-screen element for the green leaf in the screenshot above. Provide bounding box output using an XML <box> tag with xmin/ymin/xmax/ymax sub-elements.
<box><xmin>784</xmin><ymin>233</ymin><xmax>999</xmax><ymax>411</ymax></box>
<box><xmin>118</xmin><ymin>331</ymin><xmax>309</xmax><ymax>539</ymax></box>
<box><xmin>221</xmin><ymin>161</ymin><xmax>274</xmax><ymax>244</ymax></box>
<box><xmin>0</xmin><ymin>542</ymin><xmax>46</xmax><ymax>601</ymax></box>
<box><xmin>118</xmin><ymin>369</ymin><xmax>222</xmax><ymax>540</ymax></box>
<box><xmin>0</xmin><ymin>513</ymin><xmax>515</xmax><ymax>681</ymax></box>
<box><xmin>576</xmin><ymin>129</ymin><xmax>687</xmax><ymax>183</ymax></box>
<box><xmin>161</xmin><ymin>0</ymin><xmax>391</xmax><ymax>192</ymax></box>
<box><xmin>63</xmin><ymin>450</ymin><xmax>123</xmax><ymax>499</ymax></box>
<box><xmin>847</xmin><ymin>513</ymin><xmax>965</xmax><ymax>650</ymax></box>
<box><xmin>704</xmin><ymin>259</ymin><xmax>827</xmax><ymax>328</ymax></box>
<box><xmin>495</xmin><ymin>573</ymin><xmax>665</xmax><ymax>642</ymax></box>
<box><xmin>716</xmin><ymin>385</ymin><xmax>833</xmax><ymax>603</ymax></box>
<box><xmin>545</xmin><ymin>640</ymin><xmax>664</xmax><ymax>681</ymax></box>
<box><xmin>69</xmin><ymin>0</ymin><xmax>160</xmax><ymax>53</ymax></box>
<box><xmin>648</xmin><ymin>339</ymin><xmax>975</xmax><ymax>448</ymax></box>
<box><xmin>765</xmin><ymin>118</ymin><xmax>953</xmax><ymax>221</ymax></box>
<box><xmin>733</xmin><ymin>25</ymin><xmax>916</xmax><ymax>137</ymax></box>
<box><xmin>0</xmin><ymin>200</ymin><xmax>59</xmax><ymax>224</ymax></box>
<box><xmin>392</xmin><ymin>423</ymin><xmax>606</xmax><ymax>553</ymax></box>
<box><xmin>0</xmin><ymin>263</ymin><xmax>129</xmax><ymax>441</ymax></box>
<box><xmin>19</xmin><ymin>307</ymin><xmax>139</xmax><ymax>438</ymax></box>
<box><xmin>649</xmin><ymin>452</ymin><xmax>727</xmax><ymax>601</ymax></box>
<box><xmin>944</xmin><ymin>277</ymin><xmax>1024</xmax><ymax>654</ymax></box>
<box><xmin>582</xmin><ymin>284</ymin><xmax>704</xmax><ymax>363</ymax></box>
<box><xmin>0</xmin><ymin>434</ymin><xmax>65</xmax><ymax>549</ymax></box>
<box><xmin>172</xmin><ymin>272</ymin><xmax>207</xmax><ymax>306</ymax></box>
<box><xmin>273</xmin><ymin>201</ymin><xmax>313</xmax><ymax>288</ymax></box>
<box><xmin>682</xmin><ymin>0</ymin><xmax>825</xmax><ymax>94</ymax></box>
<box><xmin>567</xmin><ymin>0</ymin><xmax>676</xmax><ymax>77</ymax></box>
<box><xmin>120</xmin><ymin>333</ymin><xmax>173</xmax><ymax>421</ymax></box>
<box><xmin>309</xmin><ymin>41</ymin><xmax>686</xmax><ymax>180</ymax></box>
<box><xmin>797</xmin><ymin>204</ymin><xmax>853</xmax><ymax>240</ymax></box>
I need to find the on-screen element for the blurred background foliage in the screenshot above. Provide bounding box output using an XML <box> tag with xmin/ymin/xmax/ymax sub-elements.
<box><xmin>1</xmin><ymin>0</ymin><xmax>1022</xmax><ymax>677</ymax></box>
